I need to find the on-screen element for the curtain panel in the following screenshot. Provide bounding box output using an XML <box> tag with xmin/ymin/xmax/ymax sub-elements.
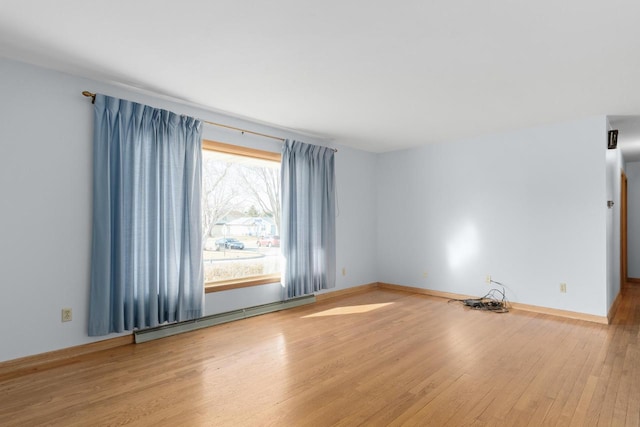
<box><xmin>281</xmin><ymin>140</ymin><xmax>336</xmax><ymax>298</ymax></box>
<box><xmin>89</xmin><ymin>94</ymin><xmax>204</xmax><ymax>336</ymax></box>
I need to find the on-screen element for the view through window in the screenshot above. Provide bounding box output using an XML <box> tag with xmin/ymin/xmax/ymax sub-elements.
<box><xmin>202</xmin><ymin>141</ymin><xmax>281</xmax><ymax>288</ymax></box>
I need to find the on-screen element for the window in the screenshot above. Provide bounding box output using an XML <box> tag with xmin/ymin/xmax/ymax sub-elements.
<box><xmin>202</xmin><ymin>140</ymin><xmax>281</xmax><ymax>292</ymax></box>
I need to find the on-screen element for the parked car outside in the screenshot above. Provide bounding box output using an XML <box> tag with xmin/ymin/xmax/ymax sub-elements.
<box><xmin>215</xmin><ymin>238</ymin><xmax>245</xmax><ymax>250</ymax></box>
<box><xmin>257</xmin><ymin>235</ymin><xmax>280</xmax><ymax>247</ymax></box>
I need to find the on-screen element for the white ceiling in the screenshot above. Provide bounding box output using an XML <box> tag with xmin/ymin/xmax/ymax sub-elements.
<box><xmin>2</xmin><ymin>0</ymin><xmax>640</xmax><ymax>155</ymax></box>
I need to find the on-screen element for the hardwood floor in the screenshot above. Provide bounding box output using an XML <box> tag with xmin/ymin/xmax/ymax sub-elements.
<box><xmin>2</xmin><ymin>285</ymin><xmax>640</xmax><ymax>426</ymax></box>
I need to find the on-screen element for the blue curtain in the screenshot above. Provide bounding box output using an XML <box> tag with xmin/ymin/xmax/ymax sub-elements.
<box><xmin>281</xmin><ymin>140</ymin><xmax>336</xmax><ymax>298</ymax></box>
<box><xmin>89</xmin><ymin>94</ymin><xmax>204</xmax><ymax>336</ymax></box>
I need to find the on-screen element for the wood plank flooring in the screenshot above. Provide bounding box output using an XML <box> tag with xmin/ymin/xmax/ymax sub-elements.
<box><xmin>2</xmin><ymin>285</ymin><xmax>640</xmax><ymax>426</ymax></box>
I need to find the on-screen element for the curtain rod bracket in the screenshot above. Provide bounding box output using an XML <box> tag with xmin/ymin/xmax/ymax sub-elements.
<box><xmin>82</xmin><ymin>91</ymin><xmax>96</xmax><ymax>104</ymax></box>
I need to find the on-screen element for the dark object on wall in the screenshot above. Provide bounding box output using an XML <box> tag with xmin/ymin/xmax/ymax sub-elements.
<box><xmin>608</xmin><ymin>130</ymin><xmax>618</xmax><ymax>149</ymax></box>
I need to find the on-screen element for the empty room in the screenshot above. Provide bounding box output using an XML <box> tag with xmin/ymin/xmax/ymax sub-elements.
<box><xmin>2</xmin><ymin>1</ymin><xmax>640</xmax><ymax>425</ymax></box>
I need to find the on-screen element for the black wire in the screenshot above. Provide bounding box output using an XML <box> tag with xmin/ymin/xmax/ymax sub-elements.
<box><xmin>489</xmin><ymin>279</ymin><xmax>505</xmax><ymax>287</ymax></box>
<box><xmin>448</xmin><ymin>283</ymin><xmax>510</xmax><ymax>313</ymax></box>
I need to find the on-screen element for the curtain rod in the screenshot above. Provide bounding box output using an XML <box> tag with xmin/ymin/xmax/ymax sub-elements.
<box><xmin>82</xmin><ymin>91</ymin><xmax>337</xmax><ymax>152</ymax></box>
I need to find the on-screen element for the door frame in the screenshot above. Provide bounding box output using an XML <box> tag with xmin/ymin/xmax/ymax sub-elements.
<box><xmin>621</xmin><ymin>170</ymin><xmax>628</xmax><ymax>288</ymax></box>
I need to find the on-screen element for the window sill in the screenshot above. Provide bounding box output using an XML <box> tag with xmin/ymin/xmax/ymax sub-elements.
<box><xmin>205</xmin><ymin>274</ymin><xmax>281</xmax><ymax>293</ymax></box>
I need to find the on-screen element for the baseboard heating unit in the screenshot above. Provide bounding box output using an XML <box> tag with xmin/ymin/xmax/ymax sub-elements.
<box><xmin>134</xmin><ymin>294</ymin><xmax>316</xmax><ymax>343</ymax></box>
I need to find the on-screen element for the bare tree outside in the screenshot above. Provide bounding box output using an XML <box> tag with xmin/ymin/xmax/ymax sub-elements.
<box><xmin>238</xmin><ymin>166</ymin><xmax>280</xmax><ymax>234</ymax></box>
<box><xmin>201</xmin><ymin>155</ymin><xmax>239</xmax><ymax>240</ymax></box>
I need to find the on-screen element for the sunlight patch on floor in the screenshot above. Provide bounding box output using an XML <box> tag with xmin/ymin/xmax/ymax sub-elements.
<box><xmin>302</xmin><ymin>302</ymin><xmax>394</xmax><ymax>318</ymax></box>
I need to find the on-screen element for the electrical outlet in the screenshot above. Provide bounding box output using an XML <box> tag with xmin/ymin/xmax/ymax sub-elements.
<box><xmin>342</xmin><ymin>267</ymin><xmax>346</xmax><ymax>276</ymax></box>
<box><xmin>485</xmin><ymin>274</ymin><xmax>492</xmax><ymax>284</ymax></box>
<box><xmin>560</xmin><ymin>283</ymin><xmax>567</xmax><ymax>293</ymax></box>
<box><xmin>61</xmin><ymin>308</ymin><xmax>72</xmax><ymax>322</ymax></box>
<box><xmin>423</xmin><ymin>271</ymin><xmax>428</xmax><ymax>278</ymax></box>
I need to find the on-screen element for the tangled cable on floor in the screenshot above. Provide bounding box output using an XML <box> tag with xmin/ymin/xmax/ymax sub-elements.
<box><xmin>449</xmin><ymin>280</ymin><xmax>510</xmax><ymax>313</ymax></box>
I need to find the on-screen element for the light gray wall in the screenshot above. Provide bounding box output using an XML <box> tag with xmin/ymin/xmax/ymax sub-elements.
<box><xmin>626</xmin><ymin>162</ymin><xmax>640</xmax><ymax>278</ymax></box>
<box><xmin>0</xmin><ymin>58</ymin><xmax>378</xmax><ymax>362</ymax></box>
<box><xmin>375</xmin><ymin>117</ymin><xmax>609</xmax><ymax>316</ymax></box>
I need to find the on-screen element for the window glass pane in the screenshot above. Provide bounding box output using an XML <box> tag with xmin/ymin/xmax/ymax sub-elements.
<box><xmin>202</xmin><ymin>148</ymin><xmax>281</xmax><ymax>284</ymax></box>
